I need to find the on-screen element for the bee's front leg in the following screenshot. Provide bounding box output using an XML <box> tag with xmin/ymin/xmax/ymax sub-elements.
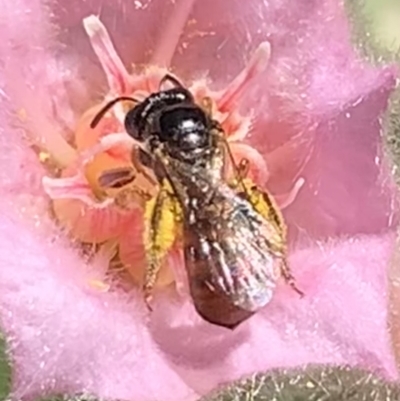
<box><xmin>142</xmin><ymin>181</ymin><xmax>180</xmax><ymax>309</ymax></box>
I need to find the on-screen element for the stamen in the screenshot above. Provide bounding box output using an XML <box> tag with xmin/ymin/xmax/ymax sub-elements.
<box><xmin>150</xmin><ymin>0</ymin><xmax>197</xmax><ymax>67</ymax></box>
<box><xmin>217</xmin><ymin>42</ymin><xmax>271</xmax><ymax>112</ymax></box>
<box><xmin>190</xmin><ymin>81</ymin><xmax>253</xmax><ymax>142</ymax></box>
<box><xmin>42</xmin><ymin>173</ymin><xmax>113</xmax><ymax>208</ymax></box>
<box><xmin>83</xmin><ymin>15</ymin><xmax>132</xmax><ymax>94</ymax></box>
<box><xmin>219</xmin><ymin>111</ymin><xmax>253</xmax><ymax>142</ymax></box>
<box><xmin>78</xmin><ymin>133</ymin><xmax>137</xmax><ymax>167</ymax></box>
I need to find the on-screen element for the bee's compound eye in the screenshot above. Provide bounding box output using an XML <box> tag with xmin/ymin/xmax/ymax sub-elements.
<box><xmin>124</xmin><ymin>108</ymin><xmax>141</xmax><ymax>140</ymax></box>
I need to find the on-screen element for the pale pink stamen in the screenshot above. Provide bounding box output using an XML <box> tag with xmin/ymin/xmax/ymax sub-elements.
<box><xmin>83</xmin><ymin>15</ymin><xmax>131</xmax><ymax>95</ymax></box>
<box><xmin>99</xmin><ymin>131</ymin><xmax>139</xmax><ymax>150</ymax></box>
<box><xmin>42</xmin><ymin>174</ymin><xmax>113</xmax><ymax>208</ymax></box>
<box><xmin>150</xmin><ymin>0</ymin><xmax>197</xmax><ymax>68</ymax></box>
<box><xmin>78</xmin><ymin>133</ymin><xmax>137</xmax><ymax>167</ymax></box>
<box><xmin>275</xmin><ymin>177</ymin><xmax>305</xmax><ymax>210</ymax></box>
<box><xmin>224</xmin><ymin>117</ymin><xmax>253</xmax><ymax>142</ymax></box>
<box><xmin>43</xmin><ymin>132</ymin><xmax>136</xmax><ymax>210</ymax></box>
<box><xmin>217</xmin><ymin>42</ymin><xmax>271</xmax><ymax>112</ymax></box>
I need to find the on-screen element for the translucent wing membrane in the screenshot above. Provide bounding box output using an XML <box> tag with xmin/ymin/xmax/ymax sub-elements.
<box><xmin>163</xmin><ymin>157</ymin><xmax>285</xmax><ymax>328</ymax></box>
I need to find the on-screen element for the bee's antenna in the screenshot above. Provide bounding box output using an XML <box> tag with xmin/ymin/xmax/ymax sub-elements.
<box><xmin>90</xmin><ymin>96</ymin><xmax>139</xmax><ymax>129</ymax></box>
<box><xmin>159</xmin><ymin>73</ymin><xmax>184</xmax><ymax>90</ymax></box>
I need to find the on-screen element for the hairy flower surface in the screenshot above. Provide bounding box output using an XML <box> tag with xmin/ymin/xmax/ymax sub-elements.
<box><xmin>0</xmin><ymin>1</ymin><xmax>398</xmax><ymax>401</ymax></box>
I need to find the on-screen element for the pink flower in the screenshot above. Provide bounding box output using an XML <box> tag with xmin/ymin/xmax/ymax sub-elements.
<box><xmin>0</xmin><ymin>0</ymin><xmax>398</xmax><ymax>400</ymax></box>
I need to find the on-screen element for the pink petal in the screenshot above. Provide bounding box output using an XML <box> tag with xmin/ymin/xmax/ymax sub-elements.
<box><xmin>274</xmin><ymin>177</ymin><xmax>305</xmax><ymax>210</ymax></box>
<box><xmin>149</xmin><ymin>0</ymin><xmax>197</xmax><ymax>68</ymax></box>
<box><xmin>1</xmin><ymin>0</ymin><xmax>399</xmax><ymax>400</ymax></box>
<box><xmin>0</xmin><ymin>0</ymin><xmax>78</xmax><ymax>168</ymax></box>
<box><xmin>148</xmin><ymin>233</ymin><xmax>398</xmax><ymax>395</ymax></box>
<box><xmin>0</xmin><ymin>207</ymin><xmax>194</xmax><ymax>401</ymax></box>
<box><xmin>282</xmin><ymin>83</ymin><xmax>398</xmax><ymax>240</ymax></box>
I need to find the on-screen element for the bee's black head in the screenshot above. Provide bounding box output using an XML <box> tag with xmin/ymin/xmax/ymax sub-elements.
<box><xmin>124</xmin><ymin>87</ymin><xmax>213</xmax><ymax>163</ymax></box>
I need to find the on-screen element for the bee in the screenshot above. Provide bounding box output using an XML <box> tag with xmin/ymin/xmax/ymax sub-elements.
<box><xmin>91</xmin><ymin>74</ymin><xmax>303</xmax><ymax>329</ymax></box>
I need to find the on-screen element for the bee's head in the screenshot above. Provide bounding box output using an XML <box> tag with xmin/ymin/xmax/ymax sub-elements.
<box><xmin>125</xmin><ymin>87</ymin><xmax>213</xmax><ymax>163</ymax></box>
<box><xmin>123</xmin><ymin>87</ymin><xmax>193</xmax><ymax>140</ymax></box>
<box><xmin>90</xmin><ymin>75</ymin><xmax>215</xmax><ymax>164</ymax></box>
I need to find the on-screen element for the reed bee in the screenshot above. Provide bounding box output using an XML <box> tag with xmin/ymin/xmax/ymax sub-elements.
<box><xmin>91</xmin><ymin>74</ymin><xmax>303</xmax><ymax>329</ymax></box>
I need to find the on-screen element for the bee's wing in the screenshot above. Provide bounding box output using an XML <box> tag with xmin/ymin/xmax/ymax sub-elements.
<box><xmin>182</xmin><ymin>185</ymin><xmax>284</xmax><ymax>329</ymax></box>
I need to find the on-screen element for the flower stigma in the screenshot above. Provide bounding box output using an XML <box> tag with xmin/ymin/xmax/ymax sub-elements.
<box><xmin>36</xmin><ymin>14</ymin><xmax>304</xmax><ymax>302</ymax></box>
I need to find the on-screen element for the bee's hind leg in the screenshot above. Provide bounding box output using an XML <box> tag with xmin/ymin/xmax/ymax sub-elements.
<box><xmin>142</xmin><ymin>181</ymin><xmax>179</xmax><ymax>310</ymax></box>
<box><xmin>280</xmin><ymin>260</ymin><xmax>304</xmax><ymax>298</ymax></box>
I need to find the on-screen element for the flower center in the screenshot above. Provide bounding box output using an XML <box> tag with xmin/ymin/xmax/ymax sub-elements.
<box><xmin>36</xmin><ymin>15</ymin><xmax>304</xmax><ymax>298</ymax></box>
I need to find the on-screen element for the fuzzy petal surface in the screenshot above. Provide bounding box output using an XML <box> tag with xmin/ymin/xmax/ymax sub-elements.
<box><xmin>0</xmin><ymin>0</ymin><xmax>398</xmax><ymax>400</ymax></box>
